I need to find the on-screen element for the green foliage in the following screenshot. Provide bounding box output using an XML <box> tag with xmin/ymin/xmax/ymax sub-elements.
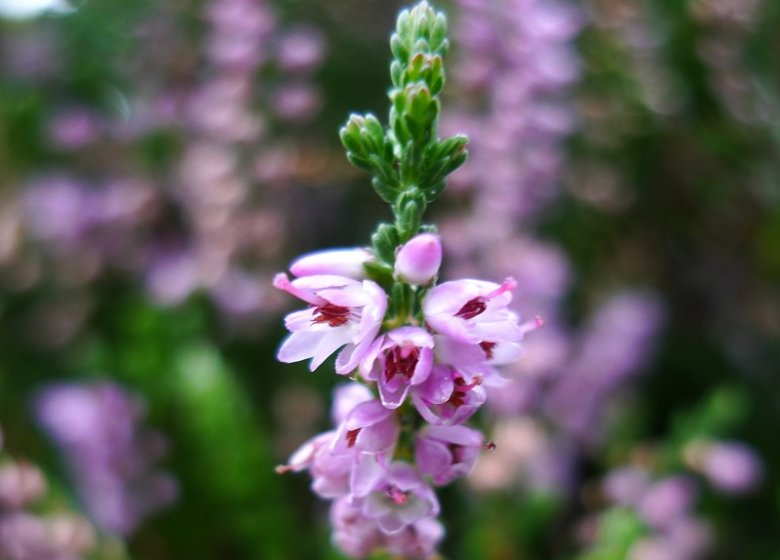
<box><xmin>577</xmin><ymin>508</ymin><xmax>647</xmax><ymax>560</ymax></box>
<box><xmin>339</xmin><ymin>1</ymin><xmax>468</xmax><ymax>265</ymax></box>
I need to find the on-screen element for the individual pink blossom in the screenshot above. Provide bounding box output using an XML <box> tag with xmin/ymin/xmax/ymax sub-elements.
<box><xmin>0</xmin><ymin>462</ymin><xmax>47</xmax><ymax>510</ymax></box>
<box><xmin>415</xmin><ymin>424</ymin><xmax>484</xmax><ymax>486</ymax></box>
<box><xmin>0</xmin><ymin>512</ymin><xmax>96</xmax><ymax>560</ymax></box>
<box><xmin>422</xmin><ymin>277</ymin><xmax>524</xmax><ymax>345</ymax></box>
<box><xmin>394</xmin><ymin>233</ymin><xmax>442</xmax><ymax>285</ymax></box>
<box><xmin>330</xmin><ymin>383</ymin><xmax>374</xmax><ymax>425</ymax></box>
<box><xmin>697</xmin><ymin>441</ymin><xmax>762</xmax><ymax>494</ymax></box>
<box><xmin>289</xmin><ymin>248</ymin><xmax>373</xmax><ymax>279</ymax></box>
<box><xmin>361</xmin><ymin>462</ymin><xmax>440</xmax><ymax>535</ymax></box>
<box><xmin>638</xmin><ymin>476</ymin><xmax>697</xmax><ymax>530</ymax></box>
<box><xmin>330</xmin><ymin>497</ymin><xmax>385</xmax><ymax>558</ymax></box>
<box><xmin>602</xmin><ymin>467</ymin><xmax>650</xmax><ymax>507</ymax></box>
<box><xmin>411</xmin><ymin>365</ymin><xmax>487</xmax><ymax>426</ymax></box>
<box><xmin>276</xmin><ymin>27</ymin><xmax>326</xmax><ymax>74</ymax></box>
<box><xmin>434</xmin><ymin>333</ymin><xmax>525</xmax><ymax>369</ymax></box>
<box><xmin>274</xmin><ymin>274</ymin><xmax>387</xmax><ymax>373</ymax></box>
<box><xmin>330</xmin><ymin>496</ymin><xmax>444</xmax><ymax>560</ymax></box>
<box><xmin>383</xmin><ymin>516</ymin><xmax>445</xmax><ymax>560</ymax></box>
<box><xmin>331</xmin><ymin>400</ymin><xmax>400</xmax><ymax>457</ymax></box>
<box><xmin>360</xmin><ymin>327</ymin><xmax>434</xmax><ymax>409</ymax></box>
<box><xmin>278</xmin><ymin>388</ymin><xmax>396</xmax><ymax>499</ymax></box>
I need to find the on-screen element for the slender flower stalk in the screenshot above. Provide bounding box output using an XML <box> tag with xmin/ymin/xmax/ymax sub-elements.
<box><xmin>273</xmin><ymin>3</ymin><xmax>536</xmax><ymax>557</ymax></box>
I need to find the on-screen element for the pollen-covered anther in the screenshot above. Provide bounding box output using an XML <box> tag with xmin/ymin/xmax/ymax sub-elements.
<box><xmin>275</xmin><ymin>464</ymin><xmax>294</xmax><ymax>474</ymax></box>
<box><xmin>479</xmin><ymin>341</ymin><xmax>496</xmax><ymax>359</ymax></box>
<box><xmin>454</xmin><ymin>297</ymin><xmax>487</xmax><ymax>319</ymax></box>
<box><xmin>384</xmin><ymin>345</ymin><xmax>420</xmax><ymax>382</ymax></box>
<box><xmin>484</xmin><ymin>440</ymin><xmax>497</xmax><ymax>452</ymax></box>
<box><xmin>312</xmin><ymin>303</ymin><xmax>351</xmax><ymax>327</ymax></box>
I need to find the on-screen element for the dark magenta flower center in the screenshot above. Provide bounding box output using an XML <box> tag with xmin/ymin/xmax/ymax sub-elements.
<box><xmin>384</xmin><ymin>345</ymin><xmax>420</xmax><ymax>382</ymax></box>
<box><xmin>455</xmin><ymin>297</ymin><xmax>487</xmax><ymax>319</ymax></box>
<box><xmin>345</xmin><ymin>428</ymin><xmax>361</xmax><ymax>448</ymax></box>
<box><xmin>312</xmin><ymin>303</ymin><xmax>351</xmax><ymax>327</ymax></box>
<box><xmin>479</xmin><ymin>341</ymin><xmax>496</xmax><ymax>359</ymax></box>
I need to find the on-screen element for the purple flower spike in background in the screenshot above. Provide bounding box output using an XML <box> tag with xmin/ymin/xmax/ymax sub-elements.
<box><xmin>35</xmin><ymin>382</ymin><xmax>177</xmax><ymax>537</ymax></box>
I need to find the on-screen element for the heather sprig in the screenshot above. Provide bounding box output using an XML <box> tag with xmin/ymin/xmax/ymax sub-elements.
<box><xmin>339</xmin><ymin>1</ymin><xmax>467</xmax><ymax>263</ymax></box>
<box><xmin>274</xmin><ymin>3</ymin><xmax>534</xmax><ymax>558</ymax></box>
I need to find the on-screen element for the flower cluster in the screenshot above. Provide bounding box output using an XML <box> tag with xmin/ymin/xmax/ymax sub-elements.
<box><xmin>272</xmin><ymin>3</ymin><xmax>539</xmax><ymax>556</ymax></box>
<box><xmin>275</xmin><ymin>235</ymin><xmax>537</xmax><ymax>558</ymax></box>
<box><xmin>0</xmin><ymin>425</ymin><xmax>97</xmax><ymax>560</ymax></box>
<box><xmin>35</xmin><ymin>382</ymin><xmax>177</xmax><ymax>537</ymax></box>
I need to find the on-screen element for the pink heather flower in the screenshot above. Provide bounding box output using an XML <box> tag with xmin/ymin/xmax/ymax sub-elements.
<box><xmin>362</xmin><ymin>462</ymin><xmax>440</xmax><ymax>535</ymax></box>
<box><xmin>330</xmin><ymin>497</ymin><xmax>444</xmax><ymax>560</ymax></box>
<box><xmin>274</xmin><ymin>274</ymin><xmax>387</xmax><ymax>373</ymax></box>
<box><xmin>638</xmin><ymin>476</ymin><xmax>697</xmax><ymax>530</ymax></box>
<box><xmin>699</xmin><ymin>441</ymin><xmax>762</xmax><ymax>494</ymax></box>
<box><xmin>330</xmin><ymin>383</ymin><xmax>374</xmax><ymax>425</ymax></box>
<box><xmin>360</xmin><ymin>327</ymin><xmax>434</xmax><ymax>409</ymax></box>
<box><xmin>394</xmin><ymin>233</ymin><xmax>442</xmax><ymax>285</ymax></box>
<box><xmin>290</xmin><ymin>248</ymin><xmax>373</xmax><ymax>279</ymax></box>
<box><xmin>411</xmin><ymin>365</ymin><xmax>487</xmax><ymax>426</ymax></box>
<box><xmin>602</xmin><ymin>467</ymin><xmax>650</xmax><ymax>507</ymax></box>
<box><xmin>0</xmin><ymin>461</ymin><xmax>47</xmax><ymax>510</ymax></box>
<box><xmin>415</xmin><ymin>424</ymin><xmax>484</xmax><ymax>486</ymax></box>
<box><xmin>278</xmin><ymin>431</ymin><xmax>350</xmax><ymax>498</ymax></box>
<box><xmin>331</xmin><ymin>400</ymin><xmax>400</xmax><ymax>457</ymax></box>
<box><xmin>330</xmin><ymin>400</ymin><xmax>400</xmax><ymax>497</ymax></box>
<box><xmin>331</xmin><ymin>497</ymin><xmax>385</xmax><ymax>558</ymax></box>
<box><xmin>422</xmin><ymin>277</ymin><xmax>524</xmax><ymax>345</ymax></box>
<box><xmin>276</xmin><ymin>27</ymin><xmax>326</xmax><ymax>74</ymax></box>
<box><xmin>434</xmin><ymin>334</ymin><xmax>526</xmax><ymax>368</ymax></box>
<box><xmin>0</xmin><ymin>513</ymin><xmax>96</xmax><ymax>560</ymax></box>
<box><xmin>278</xmin><ymin>387</ymin><xmax>396</xmax><ymax>499</ymax></box>
<box><xmin>383</xmin><ymin>516</ymin><xmax>445</xmax><ymax>560</ymax></box>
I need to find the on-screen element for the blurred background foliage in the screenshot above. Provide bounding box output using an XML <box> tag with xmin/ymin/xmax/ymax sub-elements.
<box><xmin>0</xmin><ymin>0</ymin><xmax>779</xmax><ymax>558</ymax></box>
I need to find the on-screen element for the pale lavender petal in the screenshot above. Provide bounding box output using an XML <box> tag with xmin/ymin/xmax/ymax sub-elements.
<box><xmin>415</xmin><ymin>438</ymin><xmax>451</xmax><ymax>477</ymax></box>
<box><xmin>345</xmin><ymin>401</ymin><xmax>393</xmax><ymax>430</ymax></box>
<box><xmin>290</xmin><ymin>248</ymin><xmax>372</xmax><ymax>279</ymax></box>
<box><xmin>276</xmin><ymin>331</ymin><xmax>321</xmax><ymax>364</ymax></box>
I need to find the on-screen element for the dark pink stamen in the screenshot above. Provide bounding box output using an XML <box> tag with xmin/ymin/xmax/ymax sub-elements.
<box><xmin>384</xmin><ymin>345</ymin><xmax>419</xmax><ymax>382</ymax></box>
<box><xmin>345</xmin><ymin>428</ymin><xmax>361</xmax><ymax>448</ymax></box>
<box><xmin>312</xmin><ymin>303</ymin><xmax>351</xmax><ymax>327</ymax></box>
<box><xmin>455</xmin><ymin>297</ymin><xmax>487</xmax><ymax>319</ymax></box>
<box><xmin>479</xmin><ymin>341</ymin><xmax>496</xmax><ymax>359</ymax></box>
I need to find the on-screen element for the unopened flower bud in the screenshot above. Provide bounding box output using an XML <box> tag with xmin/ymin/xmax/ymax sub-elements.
<box><xmin>394</xmin><ymin>233</ymin><xmax>442</xmax><ymax>285</ymax></box>
<box><xmin>290</xmin><ymin>248</ymin><xmax>373</xmax><ymax>279</ymax></box>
